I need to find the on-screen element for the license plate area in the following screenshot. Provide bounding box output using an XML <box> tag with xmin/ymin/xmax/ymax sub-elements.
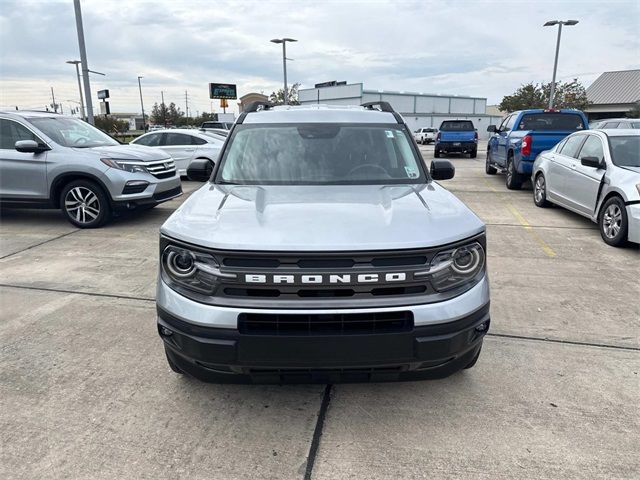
<box><xmin>453</xmin><ymin>142</ymin><xmax>461</xmax><ymax>146</ymax></box>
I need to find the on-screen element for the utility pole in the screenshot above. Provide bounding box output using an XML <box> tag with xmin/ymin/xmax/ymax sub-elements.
<box><xmin>66</xmin><ymin>60</ymin><xmax>86</xmax><ymax>120</ymax></box>
<box><xmin>51</xmin><ymin>87</ymin><xmax>58</xmax><ymax>113</ymax></box>
<box><xmin>185</xmin><ymin>90</ymin><xmax>189</xmax><ymax>118</ymax></box>
<box><xmin>137</xmin><ymin>76</ymin><xmax>146</xmax><ymax>131</ymax></box>
<box><xmin>73</xmin><ymin>0</ymin><xmax>94</xmax><ymax>124</ymax></box>
<box><xmin>161</xmin><ymin>90</ymin><xmax>166</xmax><ymax>126</ymax></box>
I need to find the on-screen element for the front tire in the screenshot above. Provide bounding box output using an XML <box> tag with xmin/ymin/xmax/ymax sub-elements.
<box><xmin>599</xmin><ymin>196</ymin><xmax>628</xmax><ymax>247</ymax></box>
<box><xmin>533</xmin><ymin>173</ymin><xmax>551</xmax><ymax>207</ymax></box>
<box><xmin>60</xmin><ymin>180</ymin><xmax>111</xmax><ymax>228</ymax></box>
<box><xmin>470</xmin><ymin>149</ymin><xmax>477</xmax><ymax>159</ymax></box>
<box><xmin>506</xmin><ymin>156</ymin><xmax>523</xmax><ymax>190</ymax></box>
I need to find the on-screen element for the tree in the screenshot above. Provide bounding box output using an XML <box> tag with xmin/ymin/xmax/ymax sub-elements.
<box><xmin>94</xmin><ymin>116</ymin><xmax>128</xmax><ymax>135</ymax></box>
<box><xmin>499</xmin><ymin>79</ymin><xmax>590</xmax><ymax>113</ymax></box>
<box><xmin>150</xmin><ymin>101</ymin><xmax>184</xmax><ymax>126</ymax></box>
<box><xmin>269</xmin><ymin>83</ymin><xmax>300</xmax><ymax>105</ymax></box>
<box><xmin>626</xmin><ymin>101</ymin><xmax>640</xmax><ymax>118</ymax></box>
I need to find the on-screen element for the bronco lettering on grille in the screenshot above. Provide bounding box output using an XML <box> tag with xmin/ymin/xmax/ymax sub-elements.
<box><xmin>244</xmin><ymin>273</ymin><xmax>407</xmax><ymax>284</ymax></box>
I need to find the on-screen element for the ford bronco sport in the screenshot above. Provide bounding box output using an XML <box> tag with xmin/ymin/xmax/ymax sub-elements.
<box><xmin>156</xmin><ymin>102</ymin><xmax>490</xmax><ymax>383</ymax></box>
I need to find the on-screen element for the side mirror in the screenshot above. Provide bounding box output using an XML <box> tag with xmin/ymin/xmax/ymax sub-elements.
<box><xmin>15</xmin><ymin>140</ymin><xmax>49</xmax><ymax>153</ymax></box>
<box><xmin>581</xmin><ymin>156</ymin><xmax>605</xmax><ymax>169</ymax></box>
<box><xmin>487</xmin><ymin>125</ymin><xmax>497</xmax><ymax>133</ymax></box>
<box><xmin>187</xmin><ymin>158</ymin><xmax>214</xmax><ymax>182</ymax></box>
<box><xmin>430</xmin><ymin>159</ymin><xmax>455</xmax><ymax>180</ymax></box>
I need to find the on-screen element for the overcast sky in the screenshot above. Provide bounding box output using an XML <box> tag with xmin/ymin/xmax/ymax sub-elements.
<box><xmin>1</xmin><ymin>0</ymin><xmax>638</xmax><ymax>116</ymax></box>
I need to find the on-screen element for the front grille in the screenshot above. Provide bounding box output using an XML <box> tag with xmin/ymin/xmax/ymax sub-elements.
<box><xmin>238</xmin><ymin>311</ymin><xmax>413</xmax><ymax>335</ymax></box>
<box><xmin>146</xmin><ymin>159</ymin><xmax>176</xmax><ymax>178</ymax></box>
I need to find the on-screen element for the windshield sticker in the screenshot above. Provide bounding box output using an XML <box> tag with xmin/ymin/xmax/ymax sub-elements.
<box><xmin>404</xmin><ymin>166</ymin><xmax>419</xmax><ymax>178</ymax></box>
<box><xmin>385</xmin><ymin>130</ymin><xmax>394</xmax><ymax>138</ymax></box>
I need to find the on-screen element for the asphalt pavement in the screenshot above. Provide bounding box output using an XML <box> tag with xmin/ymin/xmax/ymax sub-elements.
<box><xmin>1</xmin><ymin>141</ymin><xmax>638</xmax><ymax>479</ymax></box>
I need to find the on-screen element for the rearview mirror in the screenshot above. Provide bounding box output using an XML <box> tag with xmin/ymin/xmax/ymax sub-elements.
<box><xmin>187</xmin><ymin>158</ymin><xmax>214</xmax><ymax>182</ymax></box>
<box><xmin>581</xmin><ymin>156</ymin><xmax>605</xmax><ymax>169</ymax></box>
<box><xmin>15</xmin><ymin>140</ymin><xmax>49</xmax><ymax>153</ymax></box>
<box><xmin>430</xmin><ymin>159</ymin><xmax>455</xmax><ymax>180</ymax></box>
<box><xmin>487</xmin><ymin>125</ymin><xmax>497</xmax><ymax>133</ymax></box>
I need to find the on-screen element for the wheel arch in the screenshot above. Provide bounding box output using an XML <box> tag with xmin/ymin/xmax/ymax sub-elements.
<box><xmin>50</xmin><ymin>172</ymin><xmax>113</xmax><ymax>208</ymax></box>
<box><xmin>596</xmin><ymin>190</ymin><xmax>627</xmax><ymax>219</ymax></box>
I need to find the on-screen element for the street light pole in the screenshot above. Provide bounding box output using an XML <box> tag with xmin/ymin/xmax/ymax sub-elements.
<box><xmin>66</xmin><ymin>60</ymin><xmax>86</xmax><ymax>120</ymax></box>
<box><xmin>270</xmin><ymin>38</ymin><xmax>297</xmax><ymax>105</ymax></box>
<box><xmin>73</xmin><ymin>0</ymin><xmax>94</xmax><ymax>125</ymax></box>
<box><xmin>544</xmin><ymin>19</ymin><xmax>579</xmax><ymax>109</ymax></box>
<box><xmin>137</xmin><ymin>76</ymin><xmax>146</xmax><ymax>131</ymax></box>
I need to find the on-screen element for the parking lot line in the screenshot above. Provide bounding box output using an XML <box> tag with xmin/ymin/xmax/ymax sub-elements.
<box><xmin>505</xmin><ymin>204</ymin><xmax>557</xmax><ymax>258</ymax></box>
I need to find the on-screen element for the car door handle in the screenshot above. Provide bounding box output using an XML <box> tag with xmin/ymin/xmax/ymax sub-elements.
<box><xmin>570</xmin><ymin>163</ymin><xmax>576</xmax><ymax>169</ymax></box>
<box><xmin>184</xmin><ymin>149</ymin><xmax>195</xmax><ymax>152</ymax></box>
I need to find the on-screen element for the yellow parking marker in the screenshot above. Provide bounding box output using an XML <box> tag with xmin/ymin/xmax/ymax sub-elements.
<box><xmin>506</xmin><ymin>204</ymin><xmax>557</xmax><ymax>258</ymax></box>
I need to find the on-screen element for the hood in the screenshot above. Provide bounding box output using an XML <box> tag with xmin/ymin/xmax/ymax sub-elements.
<box><xmin>161</xmin><ymin>183</ymin><xmax>485</xmax><ymax>251</ymax></box>
<box><xmin>80</xmin><ymin>144</ymin><xmax>171</xmax><ymax>162</ymax></box>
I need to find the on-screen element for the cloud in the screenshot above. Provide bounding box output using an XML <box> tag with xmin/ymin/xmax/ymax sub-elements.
<box><xmin>1</xmin><ymin>0</ymin><xmax>638</xmax><ymax>114</ymax></box>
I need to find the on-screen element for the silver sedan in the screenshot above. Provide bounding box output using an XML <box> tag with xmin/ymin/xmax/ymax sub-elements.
<box><xmin>532</xmin><ymin>129</ymin><xmax>640</xmax><ymax>247</ymax></box>
<box><xmin>131</xmin><ymin>129</ymin><xmax>224</xmax><ymax>177</ymax></box>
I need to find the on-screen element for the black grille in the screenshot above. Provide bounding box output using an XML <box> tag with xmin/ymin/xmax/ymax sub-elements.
<box><xmin>153</xmin><ymin>186</ymin><xmax>182</xmax><ymax>201</ymax></box>
<box><xmin>238</xmin><ymin>311</ymin><xmax>413</xmax><ymax>335</ymax></box>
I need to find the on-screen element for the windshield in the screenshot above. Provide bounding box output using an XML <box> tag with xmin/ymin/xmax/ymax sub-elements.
<box><xmin>517</xmin><ymin>113</ymin><xmax>586</xmax><ymax>131</ymax></box>
<box><xmin>440</xmin><ymin>121</ymin><xmax>474</xmax><ymax>131</ymax></box>
<box><xmin>609</xmin><ymin>136</ymin><xmax>640</xmax><ymax>167</ymax></box>
<box><xmin>216</xmin><ymin>124</ymin><xmax>426</xmax><ymax>185</ymax></box>
<box><xmin>28</xmin><ymin>117</ymin><xmax>119</xmax><ymax>148</ymax></box>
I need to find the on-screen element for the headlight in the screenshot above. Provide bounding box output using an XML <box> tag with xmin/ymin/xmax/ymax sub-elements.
<box><xmin>420</xmin><ymin>242</ymin><xmax>485</xmax><ymax>292</ymax></box>
<box><xmin>161</xmin><ymin>245</ymin><xmax>234</xmax><ymax>294</ymax></box>
<box><xmin>101</xmin><ymin>158</ymin><xmax>148</xmax><ymax>173</ymax></box>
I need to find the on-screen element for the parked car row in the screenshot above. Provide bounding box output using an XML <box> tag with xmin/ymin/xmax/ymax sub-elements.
<box><xmin>482</xmin><ymin>109</ymin><xmax>639</xmax><ymax>247</ymax></box>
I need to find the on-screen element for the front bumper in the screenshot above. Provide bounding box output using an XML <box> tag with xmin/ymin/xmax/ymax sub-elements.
<box><xmin>157</xmin><ymin>276</ymin><xmax>490</xmax><ymax>383</ymax></box>
<box><xmin>627</xmin><ymin>204</ymin><xmax>640</xmax><ymax>244</ymax></box>
<box><xmin>435</xmin><ymin>142</ymin><xmax>477</xmax><ymax>154</ymax></box>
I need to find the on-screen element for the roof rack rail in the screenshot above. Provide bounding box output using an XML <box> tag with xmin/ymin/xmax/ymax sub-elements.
<box><xmin>361</xmin><ymin>101</ymin><xmax>394</xmax><ymax>113</ymax></box>
<box><xmin>236</xmin><ymin>101</ymin><xmax>275</xmax><ymax>124</ymax></box>
<box><xmin>245</xmin><ymin>101</ymin><xmax>275</xmax><ymax>113</ymax></box>
<box><xmin>361</xmin><ymin>101</ymin><xmax>403</xmax><ymax>124</ymax></box>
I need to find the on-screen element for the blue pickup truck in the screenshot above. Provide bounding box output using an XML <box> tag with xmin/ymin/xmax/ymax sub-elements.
<box><xmin>434</xmin><ymin>120</ymin><xmax>478</xmax><ymax>158</ymax></box>
<box><xmin>486</xmin><ymin>109</ymin><xmax>589</xmax><ymax>189</ymax></box>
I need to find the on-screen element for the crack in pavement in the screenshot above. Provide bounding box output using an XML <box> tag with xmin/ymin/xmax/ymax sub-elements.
<box><xmin>0</xmin><ymin>229</ymin><xmax>79</xmax><ymax>260</ymax></box>
<box><xmin>304</xmin><ymin>384</ymin><xmax>333</xmax><ymax>480</ymax></box>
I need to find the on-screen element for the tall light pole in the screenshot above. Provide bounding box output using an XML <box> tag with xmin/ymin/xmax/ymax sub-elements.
<box><xmin>270</xmin><ymin>38</ymin><xmax>297</xmax><ymax>105</ymax></box>
<box><xmin>66</xmin><ymin>60</ymin><xmax>86</xmax><ymax>120</ymax></box>
<box><xmin>544</xmin><ymin>19</ymin><xmax>579</xmax><ymax>109</ymax></box>
<box><xmin>137</xmin><ymin>76</ymin><xmax>146</xmax><ymax>131</ymax></box>
<box><xmin>73</xmin><ymin>0</ymin><xmax>94</xmax><ymax>125</ymax></box>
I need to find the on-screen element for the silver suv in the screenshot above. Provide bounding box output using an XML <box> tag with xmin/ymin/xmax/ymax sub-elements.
<box><xmin>0</xmin><ymin>111</ymin><xmax>182</xmax><ymax>228</ymax></box>
<box><xmin>157</xmin><ymin>102</ymin><xmax>490</xmax><ymax>383</ymax></box>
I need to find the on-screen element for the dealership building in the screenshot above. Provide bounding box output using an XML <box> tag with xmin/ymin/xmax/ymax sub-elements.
<box><xmin>299</xmin><ymin>83</ymin><xmax>503</xmax><ymax>138</ymax></box>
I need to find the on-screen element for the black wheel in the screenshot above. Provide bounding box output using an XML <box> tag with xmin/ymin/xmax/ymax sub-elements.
<box><xmin>464</xmin><ymin>346</ymin><xmax>482</xmax><ymax>369</ymax></box>
<box><xmin>533</xmin><ymin>173</ymin><xmax>551</xmax><ymax>207</ymax></box>
<box><xmin>434</xmin><ymin>149</ymin><xmax>440</xmax><ymax>158</ymax></box>
<box><xmin>60</xmin><ymin>180</ymin><xmax>111</xmax><ymax>228</ymax></box>
<box><xmin>165</xmin><ymin>350</ymin><xmax>184</xmax><ymax>374</ymax></box>
<box><xmin>470</xmin><ymin>149</ymin><xmax>477</xmax><ymax>159</ymax></box>
<box><xmin>485</xmin><ymin>151</ymin><xmax>497</xmax><ymax>174</ymax></box>
<box><xmin>506</xmin><ymin>156</ymin><xmax>523</xmax><ymax>190</ymax></box>
<box><xmin>598</xmin><ymin>196</ymin><xmax>628</xmax><ymax>247</ymax></box>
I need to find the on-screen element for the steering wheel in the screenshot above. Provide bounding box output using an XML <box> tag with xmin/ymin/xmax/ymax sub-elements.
<box><xmin>346</xmin><ymin>163</ymin><xmax>390</xmax><ymax>178</ymax></box>
<box><xmin>72</xmin><ymin>137</ymin><xmax>88</xmax><ymax>146</ymax></box>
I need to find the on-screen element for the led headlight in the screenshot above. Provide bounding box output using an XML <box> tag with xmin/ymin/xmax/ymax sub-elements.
<box><xmin>161</xmin><ymin>245</ymin><xmax>230</xmax><ymax>294</ymax></box>
<box><xmin>101</xmin><ymin>158</ymin><xmax>149</xmax><ymax>173</ymax></box>
<box><xmin>425</xmin><ymin>242</ymin><xmax>485</xmax><ymax>292</ymax></box>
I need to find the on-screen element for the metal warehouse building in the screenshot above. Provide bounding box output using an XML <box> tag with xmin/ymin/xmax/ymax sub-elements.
<box><xmin>299</xmin><ymin>83</ymin><xmax>503</xmax><ymax>138</ymax></box>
